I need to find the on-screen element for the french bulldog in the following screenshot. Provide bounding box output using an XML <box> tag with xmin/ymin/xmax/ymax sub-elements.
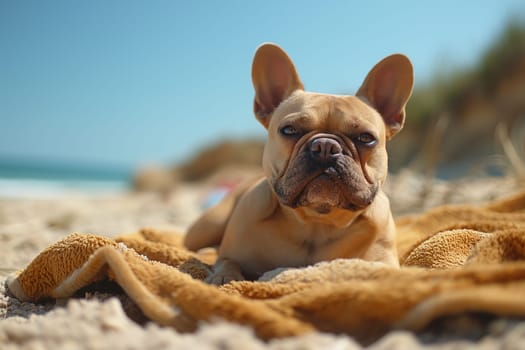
<box><xmin>184</xmin><ymin>43</ymin><xmax>414</xmax><ymax>284</ymax></box>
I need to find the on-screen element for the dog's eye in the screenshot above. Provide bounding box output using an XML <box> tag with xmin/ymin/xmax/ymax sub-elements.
<box><xmin>280</xmin><ymin>125</ymin><xmax>299</xmax><ymax>137</ymax></box>
<box><xmin>356</xmin><ymin>133</ymin><xmax>377</xmax><ymax>146</ymax></box>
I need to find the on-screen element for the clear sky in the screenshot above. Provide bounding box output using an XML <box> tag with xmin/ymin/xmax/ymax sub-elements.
<box><xmin>2</xmin><ymin>0</ymin><xmax>524</xmax><ymax>171</ymax></box>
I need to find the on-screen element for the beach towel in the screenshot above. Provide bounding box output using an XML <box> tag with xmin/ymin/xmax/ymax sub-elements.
<box><xmin>6</xmin><ymin>190</ymin><xmax>525</xmax><ymax>343</ymax></box>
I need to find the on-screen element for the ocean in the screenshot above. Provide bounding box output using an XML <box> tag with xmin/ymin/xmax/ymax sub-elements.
<box><xmin>0</xmin><ymin>157</ymin><xmax>132</xmax><ymax>198</ymax></box>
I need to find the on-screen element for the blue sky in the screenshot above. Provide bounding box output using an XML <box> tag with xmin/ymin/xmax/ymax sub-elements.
<box><xmin>1</xmin><ymin>1</ymin><xmax>524</xmax><ymax>171</ymax></box>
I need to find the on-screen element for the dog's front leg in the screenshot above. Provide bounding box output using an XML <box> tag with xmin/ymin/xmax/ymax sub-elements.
<box><xmin>206</xmin><ymin>258</ymin><xmax>245</xmax><ymax>285</ymax></box>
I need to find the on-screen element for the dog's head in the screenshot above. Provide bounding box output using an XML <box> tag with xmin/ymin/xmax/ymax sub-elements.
<box><xmin>252</xmin><ymin>43</ymin><xmax>413</xmax><ymax>225</ymax></box>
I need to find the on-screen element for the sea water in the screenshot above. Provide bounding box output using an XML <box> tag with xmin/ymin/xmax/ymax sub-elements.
<box><xmin>0</xmin><ymin>157</ymin><xmax>131</xmax><ymax>198</ymax></box>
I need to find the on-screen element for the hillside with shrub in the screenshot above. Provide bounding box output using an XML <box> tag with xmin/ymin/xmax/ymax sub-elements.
<box><xmin>389</xmin><ymin>19</ymin><xmax>525</xmax><ymax>178</ymax></box>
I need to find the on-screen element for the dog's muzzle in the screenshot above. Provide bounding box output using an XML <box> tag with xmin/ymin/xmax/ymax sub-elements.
<box><xmin>308</xmin><ymin>136</ymin><xmax>345</xmax><ymax>166</ymax></box>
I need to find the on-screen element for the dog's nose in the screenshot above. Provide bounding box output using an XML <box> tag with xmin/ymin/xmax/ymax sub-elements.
<box><xmin>309</xmin><ymin>137</ymin><xmax>342</xmax><ymax>162</ymax></box>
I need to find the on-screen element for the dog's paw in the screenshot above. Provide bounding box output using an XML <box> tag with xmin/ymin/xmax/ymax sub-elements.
<box><xmin>205</xmin><ymin>270</ymin><xmax>245</xmax><ymax>285</ymax></box>
<box><xmin>205</xmin><ymin>259</ymin><xmax>245</xmax><ymax>285</ymax></box>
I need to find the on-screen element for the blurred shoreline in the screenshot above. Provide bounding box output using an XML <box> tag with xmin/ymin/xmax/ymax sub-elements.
<box><xmin>0</xmin><ymin>157</ymin><xmax>131</xmax><ymax>198</ymax></box>
<box><xmin>0</xmin><ymin>178</ymin><xmax>129</xmax><ymax>199</ymax></box>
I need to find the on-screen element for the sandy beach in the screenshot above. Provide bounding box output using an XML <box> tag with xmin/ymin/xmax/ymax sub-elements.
<box><xmin>2</xmin><ymin>173</ymin><xmax>525</xmax><ymax>349</ymax></box>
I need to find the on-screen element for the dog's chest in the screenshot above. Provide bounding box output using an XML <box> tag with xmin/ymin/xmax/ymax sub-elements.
<box><xmin>290</xmin><ymin>219</ymin><xmax>377</xmax><ymax>263</ymax></box>
<box><xmin>299</xmin><ymin>230</ymin><xmax>342</xmax><ymax>258</ymax></box>
<box><xmin>277</xmin><ymin>226</ymin><xmax>342</xmax><ymax>265</ymax></box>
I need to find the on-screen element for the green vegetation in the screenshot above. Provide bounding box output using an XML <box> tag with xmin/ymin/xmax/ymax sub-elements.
<box><xmin>406</xmin><ymin>18</ymin><xmax>525</xmax><ymax>128</ymax></box>
<box><xmin>390</xmin><ymin>18</ymin><xmax>525</xmax><ymax>176</ymax></box>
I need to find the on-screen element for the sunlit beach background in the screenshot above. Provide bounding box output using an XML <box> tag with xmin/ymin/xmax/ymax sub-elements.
<box><xmin>1</xmin><ymin>0</ymin><xmax>525</xmax><ymax>200</ymax></box>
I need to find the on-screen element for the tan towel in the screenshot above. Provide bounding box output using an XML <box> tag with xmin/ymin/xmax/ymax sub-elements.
<box><xmin>7</xmin><ymin>190</ymin><xmax>525</xmax><ymax>343</ymax></box>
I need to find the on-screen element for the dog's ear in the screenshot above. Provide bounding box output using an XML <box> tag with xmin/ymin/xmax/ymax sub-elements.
<box><xmin>357</xmin><ymin>54</ymin><xmax>414</xmax><ymax>140</ymax></box>
<box><xmin>252</xmin><ymin>43</ymin><xmax>304</xmax><ymax>128</ymax></box>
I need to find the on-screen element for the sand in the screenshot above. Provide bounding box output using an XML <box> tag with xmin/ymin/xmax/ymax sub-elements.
<box><xmin>2</xmin><ymin>173</ymin><xmax>525</xmax><ymax>349</ymax></box>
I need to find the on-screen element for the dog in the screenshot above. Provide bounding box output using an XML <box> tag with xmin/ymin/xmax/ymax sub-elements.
<box><xmin>184</xmin><ymin>43</ymin><xmax>414</xmax><ymax>285</ymax></box>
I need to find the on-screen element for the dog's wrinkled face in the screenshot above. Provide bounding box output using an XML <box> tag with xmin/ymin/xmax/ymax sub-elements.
<box><xmin>264</xmin><ymin>92</ymin><xmax>387</xmax><ymax>215</ymax></box>
<box><xmin>251</xmin><ymin>43</ymin><xmax>413</xmax><ymax>224</ymax></box>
